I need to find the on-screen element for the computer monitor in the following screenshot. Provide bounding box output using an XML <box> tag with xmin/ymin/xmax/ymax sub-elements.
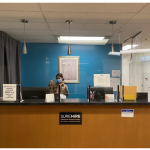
<box><xmin>87</xmin><ymin>87</ymin><xmax>113</xmax><ymax>100</ymax></box>
<box><xmin>22</xmin><ymin>87</ymin><xmax>46</xmax><ymax>99</ymax></box>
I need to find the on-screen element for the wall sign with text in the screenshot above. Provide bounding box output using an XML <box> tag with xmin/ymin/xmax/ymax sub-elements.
<box><xmin>59</xmin><ymin>112</ymin><xmax>82</xmax><ymax>125</ymax></box>
<box><xmin>121</xmin><ymin>109</ymin><xmax>134</xmax><ymax>118</ymax></box>
<box><xmin>3</xmin><ymin>84</ymin><xmax>17</xmax><ymax>101</ymax></box>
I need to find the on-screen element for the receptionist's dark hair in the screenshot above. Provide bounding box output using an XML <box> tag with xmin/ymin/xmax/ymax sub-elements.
<box><xmin>56</xmin><ymin>73</ymin><xmax>64</xmax><ymax>81</ymax></box>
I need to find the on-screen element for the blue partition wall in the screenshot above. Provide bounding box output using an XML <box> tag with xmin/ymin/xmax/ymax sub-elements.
<box><xmin>20</xmin><ymin>43</ymin><xmax>122</xmax><ymax>98</ymax></box>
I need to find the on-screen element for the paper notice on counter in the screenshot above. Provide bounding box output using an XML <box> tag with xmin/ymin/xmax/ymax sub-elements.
<box><xmin>112</xmin><ymin>70</ymin><xmax>120</xmax><ymax>77</ymax></box>
<box><xmin>3</xmin><ymin>84</ymin><xmax>17</xmax><ymax>101</ymax></box>
<box><xmin>94</xmin><ymin>74</ymin><xmax>110</xmax><ymax>87</ymax></box>
<box><xmin>45</xmin><ymin>94</ymin><xmax>55</xmax><ymax>102</ymax></box>
<box><xmin>105</xmin><ymin>94</ymin><xmax>115</xmax><ymax>102</ymax></box>
<box><xmin>110</xmin><ymin>78</ymin><xmax>120</xmax><ymax>91</ymax></box>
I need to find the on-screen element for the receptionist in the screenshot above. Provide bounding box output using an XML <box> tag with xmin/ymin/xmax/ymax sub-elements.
<box><xmin>48</xmin><ymin>73</ymin><xmax>69</xmax><ymax>98</ymax></box>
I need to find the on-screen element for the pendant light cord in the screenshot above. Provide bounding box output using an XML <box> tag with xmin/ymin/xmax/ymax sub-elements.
<box><xmin>112</xmin><ymin>23</ymin><xmax>113</xmax><ymax>45</ymax></box>
<box><xmin>69</xmin><ymin>22</ymin><xmax>70</xmax><ymax>45</ymax></box>
<box><xmin>119</xmin><ymin>31</ymin><xmax>121</xmax><ymax>51</ymax></box>
<box><xmin>119</xmin><ymin>31</ymin><xmax>120</xmax><ymax>45</ymax></box>
<box><xmin>24</xmin><ymin>21</ymin><xmax>25</xmax><ymax>43</ymax></box>
<box><xmin>112</xmin><ymin>24</ymin><xmax>113</xmax><ymax>36</ymax></box>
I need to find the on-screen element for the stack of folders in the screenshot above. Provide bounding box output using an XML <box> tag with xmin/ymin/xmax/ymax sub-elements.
<box><xmin>120</xmin><ymin>86</ymin><xmax>137</xmax><ymax>101</ymax></box>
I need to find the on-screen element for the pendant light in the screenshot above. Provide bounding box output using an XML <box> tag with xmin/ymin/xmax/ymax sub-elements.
<box><xmin>108</xmin><ymin>20</ymin><xmax>121</xmax><ymax>56</ymax></box>
<box><xmin>109</xmin><ymin>20</ymin><xmax>117</xmax><ymax>53</ymax></box>
<box><xmin>21</xmin><ymin>19</ymin><xmax>28</xmax><ymax>54</ymax></box>
<box><xmin>117</xmin><ymin>30</ymin><xmax>122</xmax><ymax>51</ymax></box>
<box><xmin>66</xmin><ymin>20</ymin><xmax>73</xmax><ymax>55</ymax></box>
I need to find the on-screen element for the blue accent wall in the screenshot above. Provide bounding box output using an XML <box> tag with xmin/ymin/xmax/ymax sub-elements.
<box><xmin>20</xmin><ymin>43</ymin><xmax>121</xmax><ymax>98</ymax></box>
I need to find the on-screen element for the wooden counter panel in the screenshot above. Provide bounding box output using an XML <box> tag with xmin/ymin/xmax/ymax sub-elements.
<box><xmin>0</xmin><ymin>105</ymin><xmax>150</xmax><ymax>148</ymax></box>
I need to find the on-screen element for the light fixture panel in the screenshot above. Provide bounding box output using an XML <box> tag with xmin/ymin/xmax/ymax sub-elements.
<box><xmin>58</xmin><ymin>37</ymin><xmax>109</xmax><ymax>45</ymax></box>
<box><xmin>123</xmin><ymin>45</ymin><xmax>138</xmax><ymax>50</ymax></box>
<box><xmin>120</xmin><ymin>49</ymin><xmax>150</xmax><ymax>54</ymax></box>
<box><xmin>60</xmin><ymin>36</ymin><xmax>105</xmax><ymax>41</ymax></box>
<box><xmin>108</xmin><ymin>52</ymin><xmax>120</xmax><ymax>56</ymax></box>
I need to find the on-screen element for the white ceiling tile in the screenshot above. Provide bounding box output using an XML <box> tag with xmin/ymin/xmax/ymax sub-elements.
<box><xmin>109</xmin><ymin>36</ymin><xmax>130</xmax><ymax>42</ymax></box>
<box><xmin>21</xmin><ymin>39</ymin><xmax>57</xmax><ymax>43</ymax></box>
<box><xmin>11</xmin><ymin>35</ymin><xmax>55</xmax><ymax>40</ymax></box>
<box><xmin>43</xmin><ymin>12</ymin><xmax>86</xmax><ymax>23</ymax></box>
<box><xmin>86</xmin><ymin>24</ymin><xmax>123</xmax><ymax>31</ymax></box>
<box><xmin>25</xmin><ymin>23</ymin><xmax>50</xmax><ymax>30</ymax></box>
<box><xmin>49</xmin><ymin>23</ymin><xmax>68</xmax><ymax>30</ymax></box>
<box><xmin>140</xmin><ymin>31</ymin><xmax>150</xmax><ymax>37</ymax></box>
<box><xmin>49</xmin><ymin>23</ymin><xmax>84</xmax><ymax>31</ymax></box>
<box><xmin>139</xmin><ymin>4</ymin><xmax>150</xmax><ymax>13</ymax></box>
<box><xmin>0</xmin><ymin>22</ymin><xmax>49</xmax><ymax>30</ymax></box>
<box><xmin>0</xmin><ymin>11</ymin><xmax>45</xmax><ymax>22</ymax></box>
<box><xmin>113</xmin><ymin>33</ymin><xmax>150</xmax><ymax>43</ymax></box>
<box><xmin>113</xmin><ymin>30</ymin><xmax>141</xmax><ymax>38</ymax></box>
<box><xmin>4</xmin><ymin>30</ymin><xmax>52</xmax><ymax>36</ymax></box>
<box><xmin>11</xmin><ymin>35</ymin><xmax>56</xmax><ymax>43</ymax></box>
<box><xmin>72</xmin><ymin>31</ymin><xmax>112</xmax><ymax>36</ymax></box>
<box><xmin>53</xmin><ymin>31</ymin><xmax>112</xmax><ymax>38</ymax></box>
<box><xmin>138</xmin><ymin>37</ymin><xmax>150</xmax><ymax>45</ymax></box>
<box><xmin>112</xmin><ymin>23</ymin><xmax>150</xmax><ymax>38</ymax></box>
<box><xmin>86</xmin><ymin>13</ymin><xmax>136</xmax><ymax>24</ymax></box>
<box><xmin>0</xmin><ymin>3</ymin><xmax>40</xmax><ymax>11</ymax></box>
<box><xmin>120</xmin><ymin>24</ymin><xmax>150</xmax><ymax>33</ymax></box>
<box><xmin>52</xmin><ymin>30</ymin><xmax>111</xmax><ymax>36</ymax></box>
<box><xmin>83</xmin><ymin>31</ymin><xmax>112</xmax><ymax>36</ymax></box>
<box><xmin>107</xmin><ymin>40</ymin><xmax>124</xmax><ymax>44</ymax></box>
<box><xmin>52</xmin><ymin>30</ymin><xmax>87</xmax><ymax>36</ymax></box>
<box><xmin>113</xmin><ymin>33</ymin><xmax>148</xmax><ymax>43</ymax></box>
<box><xmin>70</xmin><ymin>23</ymin><xmax>84</xmax><ymax>30</ymax></box>
<box><xmin>40</xmin><ymin>3</ymin><xmax>146</xmax><ymax>13</ymax></box>
<box><xmin>128</xmin><ymin>13</ymin><xmax>150</xmax><ymax>24</ymax></box>
<box><xmin>0</xmin><ymin>22</ymin><xmax>23</xmax><ymax>30</ymax></box>
<box><xmin>52</xmin><ymin>30</ymin><xmax>69</xmax><ymax>36</ymax></box>
<box><xmin>69</xmin><ymin>31</ymin><xmax>89</xmax><ymax>36</ymax></box>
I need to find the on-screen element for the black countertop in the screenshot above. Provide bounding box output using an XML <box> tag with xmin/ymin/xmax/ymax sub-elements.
<box><xmin>0</xmin><ymin>99</ymin><xmax>150</xmax><ymax>105</ymax></box>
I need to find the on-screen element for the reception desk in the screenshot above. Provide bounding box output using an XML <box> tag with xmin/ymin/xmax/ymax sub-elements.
<box><xmin>0</xmin><ymin>99</ymin><xmax>150</xmax><ymax>148</ymax></box>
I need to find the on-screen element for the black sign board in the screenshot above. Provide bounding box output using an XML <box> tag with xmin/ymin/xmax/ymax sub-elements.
<box><xmin>59</xmin><ymin>112</ymin><xmax>82</xmax><ymax>125</ymax></box>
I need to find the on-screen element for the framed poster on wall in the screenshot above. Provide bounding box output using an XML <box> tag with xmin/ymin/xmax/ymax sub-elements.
<box><xmin>58</xmin><ymin>56</ymin><xmax>79</xmax><ymax>83</ymax></box>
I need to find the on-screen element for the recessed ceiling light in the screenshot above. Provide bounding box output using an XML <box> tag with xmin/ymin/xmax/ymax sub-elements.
<box><xmin>59</xmin><ymin>36</ymin><xmax>105</xmax><ymax>41</ymax></box>
<box><xmin>58</xmin><ymin>37</ymin><xmax>108</xmax><ymax>45</ymax></box>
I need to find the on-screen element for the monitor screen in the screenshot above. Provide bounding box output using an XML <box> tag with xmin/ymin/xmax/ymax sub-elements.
<box><xmin>22</xmin><ymin>87</ymin><xmax>46</xmax><ymax>99</ymax></box>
